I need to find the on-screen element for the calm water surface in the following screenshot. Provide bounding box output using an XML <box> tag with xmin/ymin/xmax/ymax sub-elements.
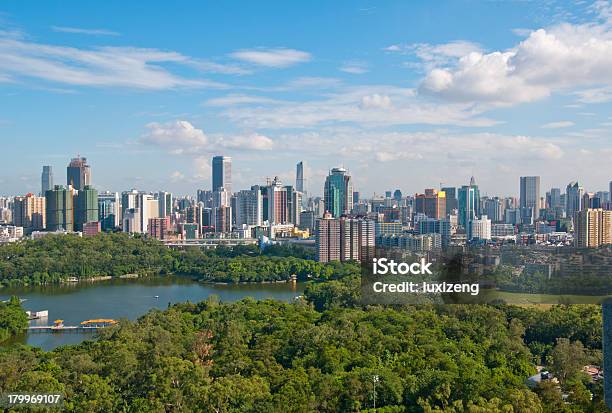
<box><xmin>0</xmin><ymin>276</ymin><xmax>304</xmax><ymax>351</ymax></box>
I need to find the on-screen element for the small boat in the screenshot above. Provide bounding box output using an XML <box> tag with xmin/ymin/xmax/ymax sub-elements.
<box><xmin>154</xmin><ymin>295</ymin><xmax>160</xmax><ymax>299</ymax></box>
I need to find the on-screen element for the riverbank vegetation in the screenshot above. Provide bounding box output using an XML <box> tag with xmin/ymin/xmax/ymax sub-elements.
<box><xmin>0</xmin><ymin>296</ymin><xmax>28</xmax><ymax>343</ymax></box>
<box><xmin>0</xmin><ymin>234</ymin><xmax>338</xmax><ymax>286</ymax></box>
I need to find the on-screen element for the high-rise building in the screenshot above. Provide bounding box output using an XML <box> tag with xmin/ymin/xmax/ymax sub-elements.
<box><xmin>566</xmin><ymin>181</ymin><xmax>584</xmax><ymax>219</ymax></box>
<box><xmin>212</xmin><ymin>155</ymin><xmax>232</xmax><ymax>194</ymax></box>
<box><xmin>315</xmin><ymin>212</ymin><xmax>341</xmax><ymax>263</ymax></box>
<box><xmin>236</xmin><ymin>187</ymin><xmax>263</xmax><ymax>227</ymax></box>
<box><xmin>13</xmin><ymin>194</ymin><xmax>46</xmax><ymax>233</ymax></box>
<box><xmin>74</xmin><ymin>186</ymin><xmax>98</xmax><ymax>231</ymax></box>
<box><xmin>296</xmin><ymin>161</ymin><xmax>305</xmax><ymax>193</ymax></box>
<box><xmin>520</xmin><ymin>176</ymin><xmax>540</xmax><ymax>210</ymax></box>
<box><xmin>285</xmin><ymin>185</ymin><xmax>302</xmax><ymax>225</ymax></box>
<box><xmin>483</xmin><ymin>197</ymin><xmax>503</xmax><ymax>223</ymax></box>
<box><xmin>575</xmin><ymin>208</ymin><xmax>612</xmax><ymax>248</ymax></box>
<box><xmin>45</xmin><ymin>185</ymin><xmax>74</xmax><ymax>231</ymax></box>
<box><xmin>415</xmin><ymin>189</ymin><xmax>446</xmax><ymax>220</ymax></box>
<box><xmin>441</xmin><ymin>187</ymin><xmax>457</xmax><ymax>213</ymax></box>
<box><xmin>158</xmin><ymin>191</ymin><xmax>173</xmax><ymax>218</ymax></box>
<box><xmin>66</xmin><ymin>156</ymin><xmax>91</xmax><ymax>191</ymax></box>
<box><xmin>41</xmin><ymin>166</ymin><xmax>53</xmax><ymax>196</ymax></box>
<box><xmin>267</xmin><ymin>177</ymin><xmax>288</xmax><ymax>224</ymax></box>
<box><xmin>469</xmin><ymin>215</ymin><xmax>491</xmax><ymax>240</ymax></box>
<box><xmin>458</xmin><ymin>185</ymin><xmax>477</xmax><ymax>227</ymax></box>
<box><xmin>122</xmin><ymin>208</ymin><xmax>141</xmax><ymax>234</ymax></box>
<box><xmin>121</xmin><ymin>189</ymin><xmax>140</xmax><ymax>222</ymax></box>
<box><xmin>148</xmin><ymin>217</ymin><xmax>170</xmax><ymax>240</ymax></box>
<box><xmin>323</xmin><ymin>167</ymin><xmax>353</xmax><ymax>218</ymax></box>
<box><xmin>299</xmin><ymin>210</ymin><xmax>315</xmax><ymax>232</ymax></box>
<box><xmin>196</xmin><ymin>189</ymin><xmax>214</xmax><ymax>208</ymax></box>
<box><xmin>83</xmin><ymin>221</ymin><xmax>101</xmax><ymax>237</ymax></box>
<box><xmin>98</xmin><ymin>191</ymin><xmax>120</xmax><ymax>231</ymax></box>
<box><xmin>548</xmin><ymin>188</ymin><xmax>562</xmax><ymax>208</ymax></box>
<box><xmin>213</xmin><ymin>205</ymin><xmax>232</xmax><ymax>233</ymax></box>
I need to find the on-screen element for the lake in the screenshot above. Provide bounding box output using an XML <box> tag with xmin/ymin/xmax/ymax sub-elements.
<box><xmin>0</xmin><ymin>276</ymin><xmax>305</xmax><ymax>351</ymax></box>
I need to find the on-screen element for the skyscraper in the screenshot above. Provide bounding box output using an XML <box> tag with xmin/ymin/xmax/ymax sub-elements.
<box><xmin>267</xmin><ymin>177</ymin><xmax>288</xmax><ymax>224</ymax></box>
<box><xmin>212</xmin><ymin>156</ymin><xmax>232</xmax><ymax>194</ymax></box>
<box><xmin>296</xmin><ymin>161</ymin><xmax>304</xmax><ymax>193</ymax></box>
<box><xmin>315</xmin><ymin>212</ymin><xmax>341</xmax><ymax>263</ymax></box>
<box><xmin>157</xmin><ymin>191</ymin><xmax>173</xmax><ymax>218</ymax></box>
<box><xmin>41</xmin><ymin>166</ymin><xmax>53</xmax><ymax>195</ymax></box>
<box><xmin>566</xmin><ymin>181</ymin><xmax>584</xmax><ymax>219</ymax></box>
<box><xmin>98</xmin><ymin>191</ymin><xmax>120</xmax><ymax>231</ymax></box>
<box><xmin>520</xmin><ymin>176</ymin><xmax>540</xmax><ymax>210</ymax></box>
<box><xmin>441</xmin><ymin>187</ymin><xmax>458</xmax><ymax>213</ymax></box>
<box><xmin>45</xmin><ymin>185</ymin><xmax>74</xmax><ymax>231</ymax></box>
<box><xmin>74</xmin><ymin>185</ymin><xmax>98</xmax><ymax>231</ymax></box>
<box><xmin>66</xmin><ymin>156</ymin><xmax>91</xmax><ymax>191</ymax></box>
<box><xmin>324</xmin><ymin>167</ymin><xmax>353</xmax><ymax>218</ymax></box>
<box><xmin>458</xmin><ymin>185</ymin><xmax>477</xmax><ymax>227</ymax></box>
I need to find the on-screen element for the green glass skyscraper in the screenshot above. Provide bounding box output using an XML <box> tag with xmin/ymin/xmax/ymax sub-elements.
<box><xmin>75</xmin><ymin>185</ymin><xmax>98</xmax><ymax>231</ymax></box>
<box><xmin>45</xmin><ymin>185</ymin><xmax>74</xmax><ymax>232</ymax></box>
<box><xmin>324</xmin><ymin>167</ymin><xmax>353</xmax><ymax>218</ymax></box>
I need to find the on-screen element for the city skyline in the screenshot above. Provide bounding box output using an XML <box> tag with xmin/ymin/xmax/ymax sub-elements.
<box><xmin>1</xmin><ymin>1</ymin><xmax>612</xmax><ymax>195</ymax></box>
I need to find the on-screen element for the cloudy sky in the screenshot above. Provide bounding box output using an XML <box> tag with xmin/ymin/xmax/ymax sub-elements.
<box><xmin>1</xmin><ymin>0</ymin><xmax>611</xmax><ymax>197</ymax></box>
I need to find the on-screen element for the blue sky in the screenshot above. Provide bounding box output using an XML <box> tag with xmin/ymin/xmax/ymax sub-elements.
<box><xmin>1</xmin><ymin>0</ymin><xmax>611</xmax><ymax>197</ymax></box>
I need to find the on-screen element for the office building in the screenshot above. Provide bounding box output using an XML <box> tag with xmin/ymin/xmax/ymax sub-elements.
<box><xmin>458</xmin><ymin>183</ymin><xmax>478</xmax><ymax>227</ymax></box>
<box><xmin>285</xmin><ymin>185</ymin><xmax>302</xmax><ymax>225</ymax></box>
<box><xmin>296</xmin><ymin>161</ymin><xmax>305</xmax><ymax>193</ymax></box>
<box><xmin>41</xmin><ymin>166</ymin><xmax>53</xmax><ymax>196</ymax></box>
<box><xmin>212</xmin><ymin>155</ymin><xmax>232</xmax><ymax>194</ymax></box>
<box><xmin>66</xmin><ymin>156</ymin><xmax>91</xmax><ymax>191</ymax></box>
<box><xmin>158</xmin><ymin>191</ymin><xmax>173</xmax><ymax>218</ymax></box>
<box><xmin>575</xmin><ymin>208</ymin><xmax>612</xmax><ymax>248</ymax></box>
<box><xmin>98</xmin><ymin>191</ymin><xmax>120</xmax><ymax>231</ymax></box>
<box><xmin>324</xmin><ymin>167</ymin><xmax>353</xmax><ymax>218</ymax></box>
<box><xmin>441</xmin><ymin>187</ymin><xmax>457</xmax><ymax>214</ymax></box>
<box><xmin>196</xmin><ymin>189</ymin><xmax>214</xmax><ymax>208</ymax></box>
<box><xmin>13</xmin><ymin>194</ymin><xmax>46</xmax><ymax>233</ymax></box>
<box><xmin>483</xmin><ymin>197</ymin><xmax>503</xmax><ymax>223</ymax></box>
<box><xmin>74</xmin><ymin>185</ymin><xmax>98</xmax><ymax>231</ymax></box>
<box><xmin>415</xmin><ymin>189</ymin><xmax>446</xmax><ymax>219</ymax></box>
<box><xmin>520</xmin><ymin>176</ymin><xmax>540</xmax><ymax>211</ymax></box>
<box><xmin>566</xmin><ymin>181</ymin><xmax>584</xmax><ymax>219</ymax></box>
<box><xmin>547</xmin><ymin>188</ymin><xmax>562</xmax><ymax>208</ymax></box>
<box><xmin>236</xmin><ymin>187</ymin><xmax>263</xmax><ymax>227</ymax></box>
<box><xmin>45</xmin><ymin>185</ymin><xmax>74</xmax><ymax>232</ymax></box>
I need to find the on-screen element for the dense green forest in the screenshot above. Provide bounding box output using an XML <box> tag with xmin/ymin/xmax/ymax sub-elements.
<box><xmin>0</xmin><ymin>296</ymin><xmax>28</xmax><ymax>343</ymax></box>
<box><xmin>0</xmin><ymin>298</ymin><xmax>605</xmax><ymax>412</ymax></box>
<box><xmin>0</xmin><ymin>234</ymin><xmax>330</xmax><ymax>286</ymax></box>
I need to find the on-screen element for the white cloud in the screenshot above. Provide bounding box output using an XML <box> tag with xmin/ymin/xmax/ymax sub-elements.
<box><xmin>216</xmin><ymin>133</ymin><xmax>274</xmax><ymax>151</ymax></box>
<box><xmin>418</xmin><ymin>20</ymin><xmax>612</xmax><ymax>106</ymax></box>
<box><xmin>230</xmin><ymin>47</ymin><xmax>311</xmax><ymax>68</ymax></box>
<box><xmin>0</xmin><ymin>32</ymin><xmax>237</xmax><ymax>89</ymax></box>
<box><xmin>51</xmin><ymin>26</ymin><xmax>120</xmax><ymax>36</ymax></box>
<box><xmin>574</xmin><ymin>86</ymin><xmax>612</xmax><ymax>103</ymax></box>
<box><xmin>143</xmin><ymin>121</ymin><xmax>208</xmax><ymax>153</ymax></box>
<box><xmin>141</xmin><ymin>120</ymin><xmax>274</xmax><ymax>154</ymax></box>
<box><xmin>204</xmin><ymin>94</ymin><xmax>281</xmax><ymax>107</ymax></box>
<box><xmin>541</xmin><ymin>121</ymin><xmax>575</xmax><ymax>129</ymax></box>
<box><xmin>220</xmin><ymin>86</ymin><xmax>496</xmax><ymax>129</ymax></box>
<box><xmin>170</xmin><ymin>171</ymin><xmax>185</xmax><ymax>182</ymax></box>
<box><xmin>339</xmin><ymin>61</ymin><xmax>369</xmax><ymax>74</ymax></box>
<box><xmin>360</xmin><ymin>94</ymin><xmax>392</xmax><ymax>109</ymax></box>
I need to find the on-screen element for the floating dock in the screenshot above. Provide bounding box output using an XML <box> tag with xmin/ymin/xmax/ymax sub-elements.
<box><xmin>27</xmin><ymin>319</ymin><xmax>117</xmax><ymax>332</ymax></box>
